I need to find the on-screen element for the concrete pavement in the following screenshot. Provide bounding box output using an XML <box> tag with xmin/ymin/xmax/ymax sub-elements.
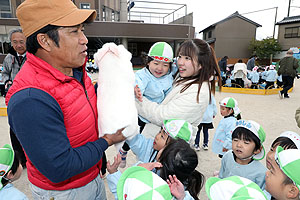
<box><xmin>1</xmin><ymin>75</ymin><xmax>300</xmax><ymax>199</ymax></box>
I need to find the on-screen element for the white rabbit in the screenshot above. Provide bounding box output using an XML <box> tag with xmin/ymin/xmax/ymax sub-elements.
<box><xmin>94</xmin><ymin>42</ymin><xmax>139</xmax><ymax>150</ymax></box>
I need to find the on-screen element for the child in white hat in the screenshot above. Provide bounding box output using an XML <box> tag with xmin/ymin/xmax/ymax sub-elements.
<box><xmin>134</xmin><ymin>41</ymin><xmax>175</xmax><ymax>131</ymax></box>
<box><xmin>117</xmin><ymin>166</ymin><xmax>172</xmax><ymax>200</ymax></box>
<box><xmin>265</xmin><ymin>146</ymin><xmax>300</xmax><ymax>200</ymax></box>
<box><xmin>218</xmin><ymin>120</ymin><xmax>267</xmax><ymax>189</ymax></box>
<box><xmin>212</xmin><ymin>97</ymin><xmax>241</xmax><ymax>158</ymax></box>
<box><xmin>265</xmin><ymin>64</ymin><xmax>277</xmax><ymax>89</ymax></box>
<box><xmin>107</xmin><ymin>120</ymin><xmax>194</xmax><ymax>197</ymax></box>
<box><xmin>266</xmin><ymin>131</ymin><xmax>300</xmax><ymax>171</ymax></box>
<box><xmin>108</xmin><ymin>138</ymin><xmax>204</xmax><ymax>200</ymax></box>
<box><xmin>0</xmin><ymin>144</ymin><xmax>28</xmax><ymax>199</ymax></box>
<box><xmin>127</xmin><ymin>119</ymin><xmax>193</xmax><ymax>164</ymax></box>
<box><xmin>206</xmin><ymin>176</ymin><xmax>268</xmax><ymax>200</ymax></box>
<box><xmin>119</xmin><ymin>42</ymin><xmax>175</xmax><ymax>167</ymax></box>
<box><xmin>264</xmin><ymin>131</ymin><xmax>300</xmax><ymax>199</ymax></box>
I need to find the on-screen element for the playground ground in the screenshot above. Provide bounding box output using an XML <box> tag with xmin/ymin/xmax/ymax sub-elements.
<box><xmin>0</xmin><ymin>74</ymin><xmax>299</xmax><ymax>199</ymax></box>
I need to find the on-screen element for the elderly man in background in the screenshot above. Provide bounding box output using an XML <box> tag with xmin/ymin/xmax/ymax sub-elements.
<box><xmin>6</xmin><ymin>0</ymin><xmax>126</xmax><ymax>199</ymax></box>
<box><xmin>278</xmin><ymin>49</ymin><xmax>299</xmax><ymax>99</ymax></box>
<box><xmin>2</xmin><ymin>28</ymin><xmax>27</xmax><ymax>168</ymax></box>
<box><xmin>2</xmin><ymin>28</ymin><xmax>26</xmax><ymax>91</ymax></box>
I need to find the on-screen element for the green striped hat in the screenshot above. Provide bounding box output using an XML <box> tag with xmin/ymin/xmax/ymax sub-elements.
<box><xmin>235</xmin><ymin>120</ymin><xmax>266</xmax><ymax>160</ymax></box>
<box><xmin>162</xmin><ymin>119</ymin><xmax>192</xmax><ymax>142</ymax></box>
<box><xmin>0</xmin><ymin>144</ymin><xmax>14</xmax><ymax>190</ymax></box>
<box><xmin>117</xmin><ymin>166</ymin><xmax>172</xmax><ymax>200</ymax></box>
<box><xmin>148</xmin><ymin>42</ymin><xmax>173</xmax><ymax>63</ymax></box>
<box><xmin>275</xmin><ymin>146</ymin><xmax>300</xmax><ymax>190</ymax></box>
<box><xmin>205</xmin><ymin>176</ymin><xmax>267</xmax><ymax>200</ymax></box>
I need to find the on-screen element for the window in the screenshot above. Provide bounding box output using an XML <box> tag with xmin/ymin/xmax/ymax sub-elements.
<box><xmin>128</xmin><ymin>43</ymin><xmax>138</xmax><ymax>56</ymax></box>
<box><xmin>284</xmin><ymin>26</ymin><xmax>300</xmax><ymax>38</ymax></box>
<box><xmin>208</xmin><ymin>31</ymin><xmax>212</xmax><ymax>38</ymax></box>
<box><xmin>0</xmin><ymin>0</ymin><xmax>12</xmax><ymax>18</ymax></box>
<box><xmin>80</xmin><ymin>3</ymin><xmax>90</xmax><ymax>9</ymax></box>
<box><xmin>203</xmin><ymin>33</ymin><xmax>207</xmax><ymax>40</ymax></box>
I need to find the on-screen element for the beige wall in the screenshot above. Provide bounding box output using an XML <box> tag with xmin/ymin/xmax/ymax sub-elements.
<box><xmin>103</xmin><ymin>0</ymin><xmax>120</xmax><ymax>11</ymax></box>
<box><xmin>277</xmin><ymin>22</ymin><xmax>300</xmax><ymax>51</ymax></box>
<box><xmin>169</xmin><ymin>12</ymin><xmax>193</xmax><ymax>26</ymax></box>
<box><xmin>214</xmin><ymin>17</ymin><xmax>257</xmax><ymax>59</ymax></box>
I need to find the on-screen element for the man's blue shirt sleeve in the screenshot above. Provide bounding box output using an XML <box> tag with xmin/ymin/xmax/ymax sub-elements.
<box><xmin>7</xmin><ymin>88</ymin><xmax>108</xmax><ymax>183</ymax></box>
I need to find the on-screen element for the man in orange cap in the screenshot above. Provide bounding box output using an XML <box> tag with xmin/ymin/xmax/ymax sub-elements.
<box><xmin>5</xmin><ymin>0</ymin><xmax>125</xmax><ymax>199</ymax></box>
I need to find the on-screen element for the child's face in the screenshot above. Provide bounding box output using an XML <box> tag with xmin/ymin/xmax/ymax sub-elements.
<box><xmin>148</xmin><ymin>60</ymin><xmax>170</xmax><ymax>78</ymax></box>
<box><xmin>220</xmin><ymin>106</ymin><xmax>233</xmax><ymax>117</ymax></box>
<box><xmin>265</xmin><ymin>159</ymin><xmax>289</xmax><ymax>200</ymax></box>
<box><xmin>232</xmin><ymin>137</ymin><xmax>260</xmax><ymax>164</ymax></box>
<box><xmin>153</xmin><ymin>129</ymin><xmax>169</xmax><ymax>151</ymax></box>
<box><xmin>177</xmin><ymin>54</ymin><xmax>200</xmax><ymax>78</ymax></box>
<box><xmin>266</xmin><ymin>143</ymin><xmax>279</xmax><ymax>170</ymax></box>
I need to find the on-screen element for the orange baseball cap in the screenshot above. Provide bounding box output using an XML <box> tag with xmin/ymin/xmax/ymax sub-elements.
<box><xmin>16</xmin><ymin>0</ymin><xmax>97</xmax><ymax>37</ymax></box>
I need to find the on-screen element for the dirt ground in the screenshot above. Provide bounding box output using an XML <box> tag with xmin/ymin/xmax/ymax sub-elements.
<box><xmin>0</xmin><ymin>76</ymin><xmax>299</xmax><ymax>199</ymax></box>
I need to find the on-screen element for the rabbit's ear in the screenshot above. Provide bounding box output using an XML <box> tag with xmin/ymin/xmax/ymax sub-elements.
<box><xmin>117</xmin><ymin>44</ymin><xmax>132</xmax><ymax>60</ymax></box>
<box><xmin>94</xmin><ymin>42</ymin><xmax>119</xmax><ymax>64</ymax></box>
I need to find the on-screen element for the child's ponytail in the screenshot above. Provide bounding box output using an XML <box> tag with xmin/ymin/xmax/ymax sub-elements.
<box><xmin>186</xmin><ymin>170</ymin><xmax>205</xmax><ymax>200</ymax></box>
<box><xmin>158</xmin><ymin>139</ymin><xmax>205</xmax><ymax>199</ymax></box>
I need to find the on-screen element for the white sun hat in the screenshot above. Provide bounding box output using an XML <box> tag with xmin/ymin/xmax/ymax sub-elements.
<box><xmin>279</xmin><ymin>131</ymin><xmax>300</xmax><ymax>149</ymax></box>
<box><xmin>275</xmin><ymin>146</ymin><xmax>300</xmax><ymax>191</ymax></box>
<box><xmin>235</xmin><ymin>120</ymin><xmax>266</xmax><ymax>160</ymax></box>
<box><xmin>117</xmin><ymin>166</ymin><xmax>172</xmax><ymax>200</ymax></box>
<box><xmin>0</xmin><ymin>144</ymin><xmax>14</xmax><ymax>190</ymax></box>
<box><xmin>162</xmin><ymin>119</ymin><xmax>192</xmax><ymax>143</ymax></box>
<box><xmin>205</xmin><ymin>176</ymin><xmax>267</xmax><ymax>200</ymax></box>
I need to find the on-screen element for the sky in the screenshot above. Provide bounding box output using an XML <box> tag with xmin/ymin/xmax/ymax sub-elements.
<box><xmin>130</xmin><ymin>0</ymin><xmax>300</xmax><ymax>40</ymax></box>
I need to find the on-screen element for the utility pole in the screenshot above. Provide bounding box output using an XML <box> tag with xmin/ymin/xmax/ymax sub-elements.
<box><xmin>288</xmin><ymin>0</ymin><xmax>292</xmax><ymax>17</ymax></box>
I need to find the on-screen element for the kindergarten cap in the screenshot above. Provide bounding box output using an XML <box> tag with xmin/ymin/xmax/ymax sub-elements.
<box><xmin>148</xmin><ymin>42</ymin><xmax>173</xmax><ymax>63</ymax></box>
<box><xmin>269</xmin><ymin>65</ymin><xmax>275</xmax><ymax>70</ymax></box>
<box><xmin>279</xmin><ymin>131</ymin><xmax>300</xmax><ymax>149</ymax></box>
<box><xmin>275</xmin><ymin>146</ymin><xmax>300</xmax><ymax>190</ymax></box>
<box><xmin>219</xmin><ymin>97</ymin><xmax>241</xmax><ymax>117</ymax></box>
<box><xmin>0</xmin><ymin>144</ymin><xmax>14</xmax><ymax>190</ymax></box>
<box><xmin>252</xmin><ymin>66</ymin><xmax>258</xmax><ymax>72</ymax></box>
<box><xmin>205</xmin><ymin>176</ymin><xmax>267</xmax><ymax>200</ymax></box>
<box><xmin>117</xmin><ymin>166</ymin><xmax>172</xmax><ymax>200</ymax></box>
<box><xmin>235</xmin><ymin>120</ymin><xmax>266</xmax><ymax>160</ymax></box>
<box><xmin>162</xmin><ymin>119</ymin><xmax>192</xmax><ymax>142</ymax></box>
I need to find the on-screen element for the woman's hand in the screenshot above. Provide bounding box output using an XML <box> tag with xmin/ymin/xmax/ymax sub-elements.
<box><xmin>167</xmin><ymin>175</ymin><xmax>185</xmax><ymax>200</ymax></box>
<box><xmin>134</xmin><ymin>85</ymin><xmax>143</xmax><ymax>102</ymax></box>
<box><xmin>107</xmin><ymin>154</ymin><xmax>121</xmax><ymax>174</ymax></box>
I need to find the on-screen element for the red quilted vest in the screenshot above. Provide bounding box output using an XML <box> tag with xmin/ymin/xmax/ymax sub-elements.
<box><xmin>5</xmin><ymin>53</ymin><xmax>101</xmax><ymax>190</ymax></box>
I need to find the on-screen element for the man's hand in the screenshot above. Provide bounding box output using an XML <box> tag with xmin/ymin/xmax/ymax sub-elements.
<box><xmin>102</xmin><ymin>128</ymin><xmax>126</xmax><ymax>146</ymax></box>
<box><xmin>107</xmin><ymin>154</ymin><xmax>121</xmax><ymax>174</ymax></box>
<box><xmin>138</xmin><ymin>162</ymin><xmax>162</xmax><ymax>171</ymax></box>
<box><xmin>134</xmin><ymin>85</ymin><xmax>143</xmax><ymax>102</ymax></box>
<box><xmin>5</xmin><ymin>81</ymin><xmax>12</xmax><ymax>89</ymax></box>
<box><xmin>167</xmin><ymin>175</ymin><xmax>185</xmax><ymax>200</ymax></box>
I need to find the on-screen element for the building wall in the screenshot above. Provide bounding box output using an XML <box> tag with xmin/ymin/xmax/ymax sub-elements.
<box><xmin>169</xmin><ymin>12</ymin><xmax>193</xmax><ymax>26</ymax></box>
<box><xmin>277</xmin><ymin>22</ymin><xmax>300</xmax><ymax>51</ymax></box>
<box><xmin>214</xmin><ymin>17</ymin><xmax>257</xmax><ymax>59</ymax></box>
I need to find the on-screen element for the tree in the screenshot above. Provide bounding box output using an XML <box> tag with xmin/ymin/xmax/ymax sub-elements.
<box><xmin>249</xmin><ymin>37</ymin><xmax>281</xmax><ymax>60</ymax></box>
